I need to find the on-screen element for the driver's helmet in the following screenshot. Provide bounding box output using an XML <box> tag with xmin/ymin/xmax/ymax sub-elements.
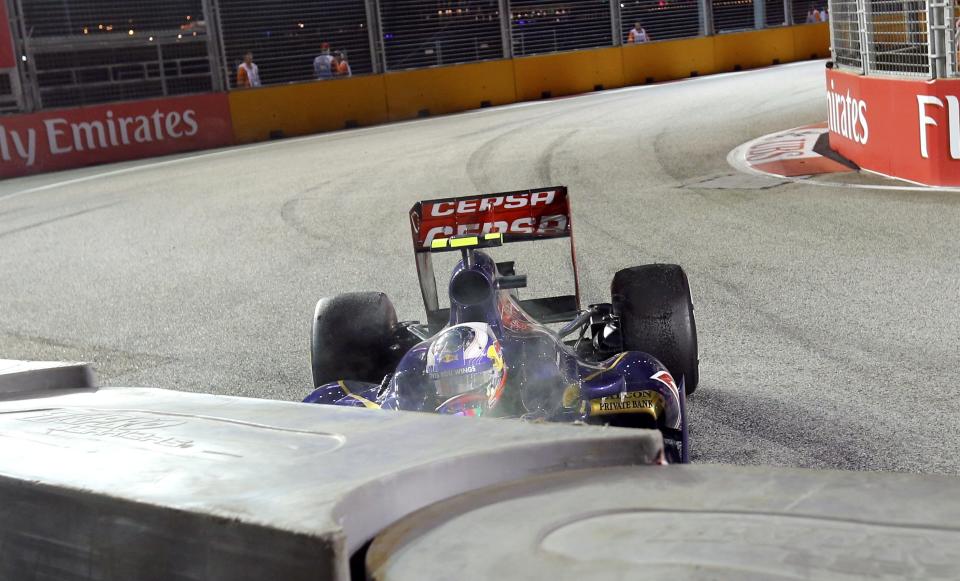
<box><xmin>425</xmin><ymin>322</ymin><xmax>506</xmax><ymax>415</ymax></box>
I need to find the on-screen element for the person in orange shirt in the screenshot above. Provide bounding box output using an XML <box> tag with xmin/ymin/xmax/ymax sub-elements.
<box><xmin>334</xmin><ymin>51</ymin><xmax>352</xmax><ymax>77</ymax></box>
<box><xmin>236</xmin><ymin>52</ymin><xmax>261</xmax><ymax>88</ymax></box>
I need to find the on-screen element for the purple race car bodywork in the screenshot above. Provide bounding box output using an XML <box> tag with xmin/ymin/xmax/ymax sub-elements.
<box><xmin>305</xmin><ymin>187</ymin><xmax>695</xmax><ymax>462</ymax></box>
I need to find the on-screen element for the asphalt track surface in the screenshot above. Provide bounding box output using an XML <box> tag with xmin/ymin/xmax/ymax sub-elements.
<box><xmin>2</xmin><ymin>60</ymin><xmax>959</xmax><ymax>474</ymax></box>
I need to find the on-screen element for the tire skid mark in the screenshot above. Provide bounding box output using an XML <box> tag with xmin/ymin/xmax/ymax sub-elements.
<box><xmin>536</xmin><ymin>129</ymin><xmax>579</xmax><ymax>186</ymax></box>
<box><xmin>280</xmin><ymin>196</ymin><xmax>335</xmax><ymax>248</ymax></box>
<box><xmin>465</xmin><ymin>124</ymin><xmax>533</xmax><ymax>192</ymax></box>
<box><xmin>464</xmin><ymin>96</ymin><xmax>644</xmax><ymax>192</ymax></box>
<box><xmin>0</xmin><ymin>329</ymin><xmax>177</xmax><ymax>380</ymax></box>
<box><xmin>279</xmin><ymin>196</ymin><xmax>391</xmax><ymax>257</ymax></box>
<box><xmin>692</xmin><ymin>388</ymin><xmax>924</xmax><ymax>472</ymax></box>
<box><xmin>0</xmin><ymin>205</ymin><xmax>33</xmax><ymax>220</ymax></box>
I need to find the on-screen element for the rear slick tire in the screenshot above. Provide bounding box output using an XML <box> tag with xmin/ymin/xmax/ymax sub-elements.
<box><xmin>611</xmin><ymin>264</ymin><xmax>699</xmax><ymax>395</ymax></box>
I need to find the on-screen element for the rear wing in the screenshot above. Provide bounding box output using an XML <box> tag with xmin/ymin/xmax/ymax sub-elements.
<box><xmin>409</xmin><ymin>187</ymin><xmax>581</xmax><ymax>328</ymax></box>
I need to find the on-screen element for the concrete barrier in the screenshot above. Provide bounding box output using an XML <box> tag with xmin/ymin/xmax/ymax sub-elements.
<box><xmin>793</xmin><ymin>21</ymin><xmax>831</xmax><ymax>60</ymax></box>
<box><xmin>231</xmin><ymin>25</ymin><xmax>829</xmax><ymax>147</ymax></box>
<box><xmin>228</xmin><ymin>75</ymin><xmax>389</xmax><ymax>144</ymax></box>
<box><xmin>825</xmin><ymin>66</ymin><xmax>960</xmax><ymax>186</ymax></box>
<box><xmin>0</xmin><ymin>383</ymin><xmax>661</xmax><ymax>580</ymax></box>
<box><xmin>621</xmin><ymin>36</ymin><xmax>716</xmax><ymax>85</ymax></box>
<box><xmin>714</xmin><ymin>27</ymin><xmax>796</xmax><ymax>71</ymax></box>
<box><xmin>384</xmin><ymin>60</ymin><xmax>517</xmax><ymax>121</ymax></box>
<box><xmin>0</xmin><ymin>94</ymin><xmax>234</xmax><ymax>179</ymax></box>
<box><xmin>0</xmin><ymin>359</ymin><xmax>95</xmax><ymax>396</ymax></box>
<box><xmin>369</xmin><ymin>464</ymin><xmax>960</xmax><ymax>580</ymax></box>
<box><xmin>513</xmin><ymin>46</ymin><xmax>626</xmax><ymax>101</ymax></box>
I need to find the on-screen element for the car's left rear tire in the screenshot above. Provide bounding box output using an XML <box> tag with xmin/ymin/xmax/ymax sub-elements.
<box><xmin>311</xmin><ymin>292</ymin><xmax>397</xmax><ymax>387</ymax></box>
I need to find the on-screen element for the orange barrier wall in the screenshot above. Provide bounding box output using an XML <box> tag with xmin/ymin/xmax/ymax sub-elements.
<box><xmin>229</xmin><ymin>75</ymin><xmax>389</xmax><ymax>144</ymax></box>
<box><xmin>230</xmin><ymin>24</ymin><xmax>829</xmax><ymax>145</ymax></box>
<box><xmin>621</xmin><ymin>36</ymin><xmax>716</xmax><ymax>84</ymax></box>
<box><xmin>620</xmin><ymin>25</ymin><xmax>829</xmax><ymax>86</ymax></box>
<box><xmin>714</xmin><ymin>27</ymin><xmax>796</xmax><ymax>71</ymax></box>
<box><xmin>792</xmin><ymin>22</ymin><xmax>831</xmax><ymax>60</ymax></box>
<box><xmin>384</xmin><ymin>60</ymin><xmax>517</xmax><ymax>121</ymax></box>
<box><xmin>513</xmin><ymin>47</ymin><xmax>626</xmax><ymax>101</ymax></box>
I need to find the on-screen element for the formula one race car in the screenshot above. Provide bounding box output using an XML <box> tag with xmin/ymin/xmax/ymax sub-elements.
<box><xmin>304</xmin><ymin>187</ymin><xmax>698</xmax><ymax>461</ymax></box>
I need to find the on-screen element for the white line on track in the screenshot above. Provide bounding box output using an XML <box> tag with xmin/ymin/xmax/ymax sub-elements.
<box><xmin>0</xmin><ymin>140</ymin><xmax>287</xmax><ymax>203</ymax></box>
<box><xmin>1</xmin><ymin>60</ymin><xmax>823</xmax><ymax>204</ymax></box>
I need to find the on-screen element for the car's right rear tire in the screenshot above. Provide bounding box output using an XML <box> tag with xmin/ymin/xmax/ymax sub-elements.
<box><xmin>311</xmin><ymin>292</ymin><xmax>398</xmax><ymax>387</ymax></box>
<box><xmin>611</xmin><ymin>264</ymin><xmax>699</xmax><ymax>395</ymax></box>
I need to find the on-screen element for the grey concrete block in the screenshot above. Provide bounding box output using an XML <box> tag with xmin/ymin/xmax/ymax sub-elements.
<box><xmin>369</xmin><ymin>464</ymin><xmax>960</xmax><ymax>580</ymax></box>
<box><xmin>0</xmin><ymin>359</ymin><xmax>96</xmax><ymax>398</ymax></box>
<box><xmin>0</xmin><ymin>386</ymin><xmax>662</xmax><ymax>581</ymax></box>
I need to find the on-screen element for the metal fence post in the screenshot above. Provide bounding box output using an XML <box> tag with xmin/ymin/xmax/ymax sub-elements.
<box><xmin>201</xmin><ymin>0</ymin><xmax>226</xmax><ymax>92</ymax></box>
<box><xmin>755</xmin><ymin>0</ymin><xmax>767</xmax><ymax>29</ymax></box>
<box><xmin>207</xmin><ymin>0</ymin><xmax>232</xmax><ymax>89</ymax></box>
<box><xmin>7</xmin><ymin>67</ymin><xmax>24</xmax><ymax>112</ymax></box>
<box><xmin>784</xmin><ymin>0</ymin><xmax>795</xmax><ymax>25</ymax></box>
<box><xmin>700</xmin><ymin>0</ymin><xmax>715</xmax><ymax>35</ymax></box>
<box><xmin>157</xmin><ymin>43</ymin><xmax>169</xmax><ymax>96</ymax></box>
<box><xmin>927</xmin><ymin>0</ymin><xmax>947</xmax><ymax>78</ymax></box>
<box><xmin>927</xmin><ymin>0</ymin><xmax>938</xmax><ymax>78</ymax></box>
<box><xmin>365</xmin><ymin>0</ymin><xmax>384</xmax><ymax>73</ymax></box>
<box><xmin>827</xmin><ymin>0</ymin><xmax>837</xmax><ymax>61</ymax></box>
<box><xmin>10</xmin><ymin>0</ymin><xmax>39</xmax><ymax>110</ymax></box>
<box><xmin>499</xmin><ymin>0</ymin><xmax>513</xmax><ymax>59</ymax></box>
<box><xmin>856</xmin><ymin>0</ymin><xmax>871</xmax><ymax>74</ymax></box>
<box><xmin>943</xmin><ymin>0</ymin><xmax>957</xmax><ymax>77</ymax></box>
<box><xmin>610</xmin><ymin>0</ymin><xmax>623</xmax><ymax>45</ymax></box>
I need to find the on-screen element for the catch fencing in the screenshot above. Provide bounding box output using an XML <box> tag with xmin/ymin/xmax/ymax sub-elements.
<box><xmin>7</xmin><ymin>0</ymin><xmax>217</xmax><ymax>111</ymax></box>
<box><xmin>2</xmin><ymin>0</ymin><xmax>823</xmax><ymax>113</ymax></box>
<box><xmin>827</xmin><ymin>0</ymin><xmax>960</xmax><ymax>78</ymax></box>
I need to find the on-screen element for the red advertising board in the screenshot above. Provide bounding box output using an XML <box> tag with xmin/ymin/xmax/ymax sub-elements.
<box><xmin>826</xmin><ymin>68</ymin><xmax>960</xmax><ymax>186</ymax></box>
<box><xmin>0</xmin><ymin>0</ymin><xmax>15</xmax><ymax>69</ymax></box>
<box><xmin>0</xmin><ymin>93</ymin><xmax>234</xmax><ymax>178</ymax></box>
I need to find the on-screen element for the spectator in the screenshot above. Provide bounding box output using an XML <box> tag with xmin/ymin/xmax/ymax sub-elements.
<box><xmin>820</xmin><ymin>7</ymin><xmax>829</xmax><ymax>21</ymax></box>
<box><xmin>334</xmin><ymin>51</ymin><xmax>352</xmax><ymax>77</ymax></box>
<box><xmin>806</xmin><ymin>5</ymin><xmax>821</xmax><ymax>23</ymax></box>
<box><xmin>314</xmin><ymin>42</ymin><xmax>335</xmax><ymax>80</ymax></box>
<box><xmin>236</xmin><ymin>51</ymin><xmax>261</xmax><ymax>88</ymax></box>
<box><xmin>627</xmin><ymin>22</ymin><xmax>651</xmax><ymax>44</ymax></box>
